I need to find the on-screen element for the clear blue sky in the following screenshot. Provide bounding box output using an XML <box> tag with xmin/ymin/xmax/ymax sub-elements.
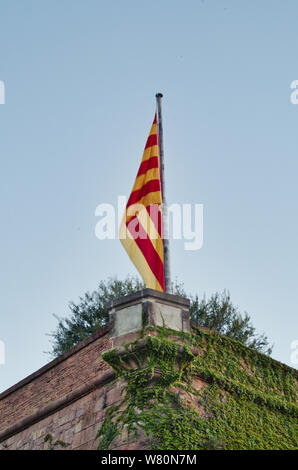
<box><xmin>0</xmin><ymin>0</ymin><xmax>297</xmax><ymax>392</ymax></box>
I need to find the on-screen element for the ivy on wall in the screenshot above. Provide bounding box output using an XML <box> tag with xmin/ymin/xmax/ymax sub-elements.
<box><xmin>95</xmin><ymin>326</ymin><xmax>298</xmax><ymax>450</ymax></box>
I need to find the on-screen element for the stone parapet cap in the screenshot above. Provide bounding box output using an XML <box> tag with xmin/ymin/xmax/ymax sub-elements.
<box><xmin>108</xmin><ymin>288</ymin><xmax>190</xmax><ymax>311</ymax></box>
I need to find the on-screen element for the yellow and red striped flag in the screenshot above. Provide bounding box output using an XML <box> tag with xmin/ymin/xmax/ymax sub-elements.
<box><xmin>119</xmin><ymin>113</ymin><xmax>165</xmax><ymax>291</ymax></box>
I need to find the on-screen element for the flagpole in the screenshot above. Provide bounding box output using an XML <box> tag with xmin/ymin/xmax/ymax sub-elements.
<box><xmin>156</xmin><ymin>93</ymin><xmax>172</xmax><ymax>293</ymax></box>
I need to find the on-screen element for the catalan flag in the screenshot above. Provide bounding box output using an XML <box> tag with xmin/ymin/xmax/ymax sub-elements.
<box><xmin>119</xmin><ymin>112</ymin><xmax>165</xmax><ymax>292</ymax></box>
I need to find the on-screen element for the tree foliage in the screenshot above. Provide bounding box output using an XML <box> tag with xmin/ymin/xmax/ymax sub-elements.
<box><xmin>49</xmin><ymin>276</ymin><xmax>272</xmax><ymax>357</ymax></box>
<box><xmin>189</xmin><ymin>292</ymin><xmax>272</xmax><ymax>354</ymax></box>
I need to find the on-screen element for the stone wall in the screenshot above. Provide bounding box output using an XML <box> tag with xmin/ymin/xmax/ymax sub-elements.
<box><xmin>0</xmin><ymin>326</ymin><xmax>117</xmax><ymax>450</ymax></box>
<box><xmin>0</xmin><ymin>290</ymin><xmax>192</xmax><ymax>451</ymax></box>
<box><xmin>0</xmin><ymin>292</ymin><xmax>296</xmax><ymax>450</ymax></box>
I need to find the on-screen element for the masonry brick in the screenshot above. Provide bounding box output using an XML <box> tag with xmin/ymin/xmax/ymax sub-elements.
<box><xmin>0</xmin><ymin>326</ymin><xmax>111</xmax><ymax>432</ymax></box>
<box><xmin>1</xmin><ymin>319</ymin><xmax>295</xmax><ymax>451</ymax></box>
<box><xmin>0</xmin><ymin>326</ymin><xmax>113</xmax><ymax>450</ymax></box>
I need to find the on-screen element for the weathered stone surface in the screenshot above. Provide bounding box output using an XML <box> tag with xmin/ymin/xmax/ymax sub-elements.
<box><xmin>0</xmin><ymin>326</ymin><xmax>113</xmax><ymax>450</ymax></box>
<box><xmin>110</xmin><ymin>304</ymin><xmax>143</xmax><ymax>338</ymax></box>
<box><xmin>0</xmin><ymin>326</ymin><xmax>111</xmax><ymax>434</ymax></box>
<box><xmin>0</xmin><ymin>292</ymin><xmax>193</xmax><ymax>450</ymax></box>
<box><xmin>109</xmin><ymin>289</ymin><xmax>190</xmax><ymax>346</ymax></box>
<box><xmin>3</xmin><ymin>292</ymin><xmax>293</xmax><ymax>450</ymax></box>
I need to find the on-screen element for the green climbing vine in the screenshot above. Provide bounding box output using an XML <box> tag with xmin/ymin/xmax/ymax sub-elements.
<box><xmin>95</xmin><ymin>326</ymin><xmax>298</xmax><ymax>450</ymax></box>
<box><xmin>43</xmin><ymin>433</ymin><xmax>70</xmax><ymax>450</ymax></box>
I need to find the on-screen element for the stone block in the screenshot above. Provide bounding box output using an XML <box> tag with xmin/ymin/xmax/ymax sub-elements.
<box><xmin>109</xmin><ymin>289</ymin><xmax>190</xmax><ymax>346</ymax></box>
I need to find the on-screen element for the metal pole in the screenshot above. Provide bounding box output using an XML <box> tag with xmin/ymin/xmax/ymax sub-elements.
<box><xmin>156</xmin><ymin>93</ymin><xmax>172</xmax><ymax>293</ymax></box>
